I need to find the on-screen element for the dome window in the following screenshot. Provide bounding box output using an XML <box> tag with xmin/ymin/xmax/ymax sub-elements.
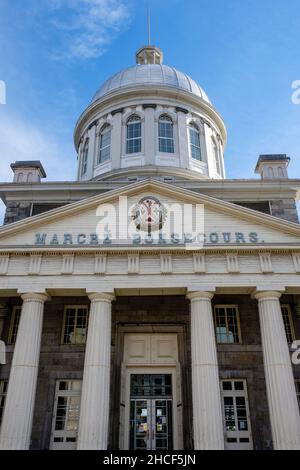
<box><xmin>158</xmin><ymin>114</ymin><xmax>174</xmax><ymax>153</ymax></box>
<box><xmin>81</xmin><ymin>138</ymin><xmax>89</xmax><ymax>176</ymax></box>
<box><xmin>189</xmin><ymin>123</ymin><xmax>201</xmax><ymax>161</ymax></box>
<box><xmin>126</xmin><ymin>114</ymin><xmax>141</xmax><ymax>154</ymax></box>
<box><xmin>99</xmin><ymin>124</ymin><xmax>111</xmax><ymax>164</ymax></box>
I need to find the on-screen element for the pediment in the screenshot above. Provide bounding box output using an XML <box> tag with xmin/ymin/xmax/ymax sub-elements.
<box><xmin>0</xmin><ymin>180</ymin><xmax>299</xmax><ymax>249</ymax></box>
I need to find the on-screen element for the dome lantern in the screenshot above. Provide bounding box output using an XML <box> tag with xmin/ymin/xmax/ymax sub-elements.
<box><xmin>135</xmin><ymin>45</ymin><xmax>163</xmax><ymax>65</ymax></box>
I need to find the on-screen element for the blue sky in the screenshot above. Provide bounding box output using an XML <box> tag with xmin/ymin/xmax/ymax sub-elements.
<box><xmin>0</xmin><ymin>0</ymin><xmax>300</xmax><ymax>220</ymax></box>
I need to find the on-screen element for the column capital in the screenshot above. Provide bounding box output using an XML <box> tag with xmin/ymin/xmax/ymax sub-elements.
<box><xmin>252</xmin><ymin>290</ymin><xmax>282</xmax><ymax>301</ymax></box>
<box><xmin>21</xmin><ymin>292</ymin><xmax>50</xmax><ymax>303</ymax></box>
<box><xmin>88</xmin><ymin>292</ymin><xmax>115</xmax><ymax>303</ymax></box>
<box><xmin>186</xmin><ymin>291</ymin><xmax>214</xmax><ymax>301</ymax></box>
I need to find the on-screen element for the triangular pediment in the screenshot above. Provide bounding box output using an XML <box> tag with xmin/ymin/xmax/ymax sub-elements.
<box><xmin>0</xmin><ymin>179</ymin><xmax>300</xmax><ymax>249</ymax></box>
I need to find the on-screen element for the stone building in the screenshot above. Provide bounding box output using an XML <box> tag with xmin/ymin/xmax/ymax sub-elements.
<box><xmin>0</xmin><ymin>45</ymin><xmax>299</xmax><ymax>450</ymax></box>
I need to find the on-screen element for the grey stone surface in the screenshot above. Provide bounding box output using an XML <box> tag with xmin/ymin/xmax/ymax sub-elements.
<box><xmin>1</xmin><ymin>294</ymin><xmax>299</xmax><ymax>450</ymax></box>
<box><xmin>3</xmin><ymin>201</ymin><xmax>31</xmax><ymax>225</ymax></box>
<box><xmin>270</xmin><ymin>199</ymin><xmax>299</xmax><ymax>223</ymax></box>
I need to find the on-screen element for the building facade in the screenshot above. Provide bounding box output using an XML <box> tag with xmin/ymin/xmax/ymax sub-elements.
<box><xmin>0</xmin><ymin>45</ymin><xmax>300</xmax><ymax>450</ymax></box>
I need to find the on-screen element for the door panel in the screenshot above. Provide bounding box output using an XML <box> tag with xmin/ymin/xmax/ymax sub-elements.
<box><xmin>129</xmin><ymin>374</ymin><xmax>173</xmax><ymax>450</ymax></box>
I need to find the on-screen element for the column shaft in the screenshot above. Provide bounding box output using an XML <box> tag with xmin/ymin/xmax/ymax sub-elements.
<box><xmin>255</xmin><ymin>291</ymin><xmax>300</xmax><ymax>449</ymax></box>
<box><xmin>0</xmin><ymin>293</ymin><xmax>48</xmax><ymax>450</ymax></box>
<box><xmin>77</xmin><ymin>293</ymin><xmax>114</xmax><ymax>450</ymax></box>
<box><xmin>187</xmin><ymin>292</ymin><xmax>224</xmax><ymax>450</ymax></box>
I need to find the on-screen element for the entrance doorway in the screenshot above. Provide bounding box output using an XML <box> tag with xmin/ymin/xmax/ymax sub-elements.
<box><xmin>129</xmin><ymin>374</ymin><xmax>173</xmax><ymax>450</ymax></box>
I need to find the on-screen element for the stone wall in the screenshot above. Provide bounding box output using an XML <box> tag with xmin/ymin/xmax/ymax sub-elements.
<box><xmin>270</xmin><ymin>199</ymin><xmax>299</xmax><ymax>223</ymax></box>
<box><xmin>3</xmin><ymin>201</ymin><xmax>31</xmax><ymax>225</ymax></box>
<box><xmin>1</xmin><ymin>294</ymin><xmax>299</xmax><ymax>450</ymax></box>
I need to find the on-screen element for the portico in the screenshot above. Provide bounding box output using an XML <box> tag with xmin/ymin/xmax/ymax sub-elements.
<box><xmin>0</xmin><ymin>272</ymin><xmax>299</xmax><ymax>450</ymax></box>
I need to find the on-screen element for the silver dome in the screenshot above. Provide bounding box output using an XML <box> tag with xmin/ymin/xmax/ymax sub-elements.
<box><xmin>91</xmin><ymin>64</ymin><xmax>211</xmax><ymax>104</ymax></box>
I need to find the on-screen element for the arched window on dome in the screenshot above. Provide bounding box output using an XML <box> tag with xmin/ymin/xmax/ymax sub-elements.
<box><xmin>158</xmin><ymin>114</ymin><xmax>174</xmax><ymax>153</ymax></box>
<box><xmin>189</xmin><ymin>123</ymin><xmax>201</xmax><ymax>161</ymax></box>
<box><xmin>81</xmin><ymin>138</ymin><xmax>89</xmax><ymax>176</ymax></box>
<box><xmin>126</xmin><ymin>114</ymin><xmax>141</xmax><ymax>154</ymax></box>
<box><xmin>17</xmin><ymin>172</ymin><xmax>23</xmax><ymax>183</ymax></box>
<box><xmin>212</xmin><ymin>137</ymin><xmax>222</xmax><ymax>176</ymax></box>
<box><xmin>99</xmin><ymin>124</ymin><xmax>111</xmax><ymax>164</ymax></box>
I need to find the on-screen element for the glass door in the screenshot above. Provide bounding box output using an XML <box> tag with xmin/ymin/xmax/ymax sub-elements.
<box><xmin>50</xmin><ymin>380</ymin><xmax>82</xmax><ymax>450</ymax></box>
<box><xmin>129</xmin><ymin>374</ymin><xmax>173</xmax><ymax>450</ymax></box>
<box><xmin>221</xmin><ymin>379</ymin><xmax>253</xmax><ymax>450</ymax></box>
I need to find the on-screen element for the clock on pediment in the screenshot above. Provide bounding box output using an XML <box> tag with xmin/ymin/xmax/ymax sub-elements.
<box><xmin>131</xmin><ymin>196</ymin><xmax>167</xmax><ymax>233</ymax></box>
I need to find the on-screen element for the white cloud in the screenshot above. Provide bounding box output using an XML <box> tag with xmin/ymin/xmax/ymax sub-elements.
<box><xmin>48</xmin><ymin>0</ymin><xmax>132</xmax><ymax>59</ymax></box>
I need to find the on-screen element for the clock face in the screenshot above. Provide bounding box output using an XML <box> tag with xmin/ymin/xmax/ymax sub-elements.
<box><xmin>131</xmin><ymin>197</ymin><xmax>167</xmax><ymax>232</ymax></box>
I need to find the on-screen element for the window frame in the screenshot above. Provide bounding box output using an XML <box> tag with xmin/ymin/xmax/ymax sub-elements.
<box><xmin>188</xmin><ymin>122</ymin><xmax>202</xmax><ymax>161</ymax></box>
<box><xmin>220</xmin><ymin>379</ymin><xmax>253</xmax><ymax>449</ymax></box>
<box><xmin>50</xmin><ymin>379</ymin><xmax>82</xmax><ymax>449</ymax></box>
<box><xmin>0</xmin><ymin>379</ymin><xmax>8</xmax><ymax>425</ymax></box>
<box><xmin>61</xmin><ymin>305</ymin><xmax>89</xmax><ymax>345</ymax></box>
<box><xmin>158</xmin><ymin>114</ymin><xmax>175</xmax><ymax>154</ymax></box>
<box><xmin>8</xmin><ymin>306</ymin><xmax>22</xmax><ymax>345</ymax></box>
<box><xmin>126</xmin><ymin>114</ymin><xmax>142</xmax><ymax>155</ymax></box>
<box><xmin>295</xmin><ymin>380</ymin><xmax>300</xmax><ymax>411</ymax></box>
<box><xmin>281</xmin><ymin>304</ymin><xmax>295</xmax><ymax>343</ymax></box>
<box><xmin>214</xmin><ymin>304</ymin><xmax>242</xmax><ymax>344</ymax></box>
<box><xmin>98</xmin><ymin>124</ymin><xmax>111</xmax><ymax>164</ymax></box>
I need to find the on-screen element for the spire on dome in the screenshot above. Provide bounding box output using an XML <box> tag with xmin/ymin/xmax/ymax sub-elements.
<box><xmin>136</xmin><ymin>45</ymin><xmax>163</xmax><ymax>65</ymax></box>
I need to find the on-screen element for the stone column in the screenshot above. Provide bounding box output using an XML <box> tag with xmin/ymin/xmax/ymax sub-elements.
<box><xmin>177</xmin><ymin>110</ymin><xmax>189</xmax><ymax>169</ymax></box>
<box><xmin>187</xmin><ymin>291</ymin><xmax>224</xmax><ymax>450</ymax></box>
<box><xmin>144</xmin><ymin>106</ymin><xmax>155</xmax><ymax>165</ymax></box>
<box><xmin>0</xmin><ymin>293</ymin><xmax>49</xmax><ymax>450</ymax></box>
<box><xmin>111</xmin><ymin>111</ymin><xmax>122</xmax><ymax>170</ymax></box>
<box><xmin>77</xmin><ymin>292</ymin><xmax>115</xmax><ymax>450</ymax></box>
<box><xmin>254</xmin><ymin>290</ymin><xmax>300</xmax><ymax>449</ymax></box>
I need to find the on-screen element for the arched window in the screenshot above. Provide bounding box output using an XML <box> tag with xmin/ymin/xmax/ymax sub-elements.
<box><xmin>126</xmin><ymin>114</ymin><xmax>141</xmax><ymax>154</ymax></box>
<box><xmin>278</xmin><ymin>166</ymin><xmax>284</xmax><ymax>178</ymax></box>
<box><xmin>81</xmin><ymin>138</ymin><xmax>89</xmax><ymax>176</ymax></box>
<box><xmin>212</xmin><ymin>138</ymin><xmax>221</xmax><ymax>175</ymax></box>
<box><xmin>99</xmin><ymin>124</ymin><xmax>111</xmax><ymax>164</ymax></box>
<box><xmin>158</xmin><ymin>114</ymin><xmax>174</xmax><ymax>153</ymax></box>
<box><xmin>27</xmin><ymin>172</ymin><xmax>33</xmax><ymax>182</ymax></box>
<box><xmin>17</xmin><ymin>172</ymin><xmax>23</xmax><ymax>183</ymax></box>
<box><xmin>189</xmin><ymin>123</ymin><xmax>201</xmax><ymax>161</ymax></box>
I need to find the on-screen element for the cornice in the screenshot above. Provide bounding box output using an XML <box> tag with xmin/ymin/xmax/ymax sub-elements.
<box><xmin>0</xmin><ymin>244</ymin><xmax>300</xmax><ymax>256</ymax></box>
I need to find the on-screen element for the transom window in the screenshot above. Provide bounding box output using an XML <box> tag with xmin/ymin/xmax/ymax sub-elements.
<box><xmin>281</xmin><ymin>304</ymin><xmax>295</xmax><ymax>343</ymax></box>
<box><xmin>130</xmin><ymin>374</ymin><xmax>172</xmax><ymax>398</ymax></box>
<box><xmin>0</xmin><ymin>380</ymin><xmax>8</xmax><ymax>425</ymax></box>
<box><xmin>99</xmin><ymin>124</ymin><xmax>111</xmax><ymax>164</ymax></box>
<box><xmin>296</xmin><ymin>380</ymin><xmax>300</xmax><ymax>411</ymax></box>
<box><xmin>62</xmin><ymin>306</ymin><xmax>89</xmax><ymax>345</ymax></box>
<box><xmin>126</xmin><ymin>114</ymin><xmax>141</xmax><ymax>154</ymax></box>
<box><xmin>50</xmin><ymin>380</ymin><xmax>82</xmax><ymax>449</ymax></box>
<box><xmin>212</xmin><ymin>138</ymin><xmax>221</xmax><ymax>175</ymax></box>
<box><xmin>189</xmin><ymin>123</ymin><xmax>201</xmax><ymax>161</ymax></box>
<box><xmin>81</xmin><ymin>138</ymin><xmax>89</xmax><ymax>176</ymax></box>
<box><xmin>214</xmin><ymin>305</ymin><xmax>241</xmax><ymax>344</ymax></box>
<box><xmin>8</xmin><ymin>306</ymin><xmax>21</xmax><ymax>345</ymax></box>
<box><xmin>158</xmin><ymin>115</ymin><xmax>174</xmax><ymax>153</ymax></box>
